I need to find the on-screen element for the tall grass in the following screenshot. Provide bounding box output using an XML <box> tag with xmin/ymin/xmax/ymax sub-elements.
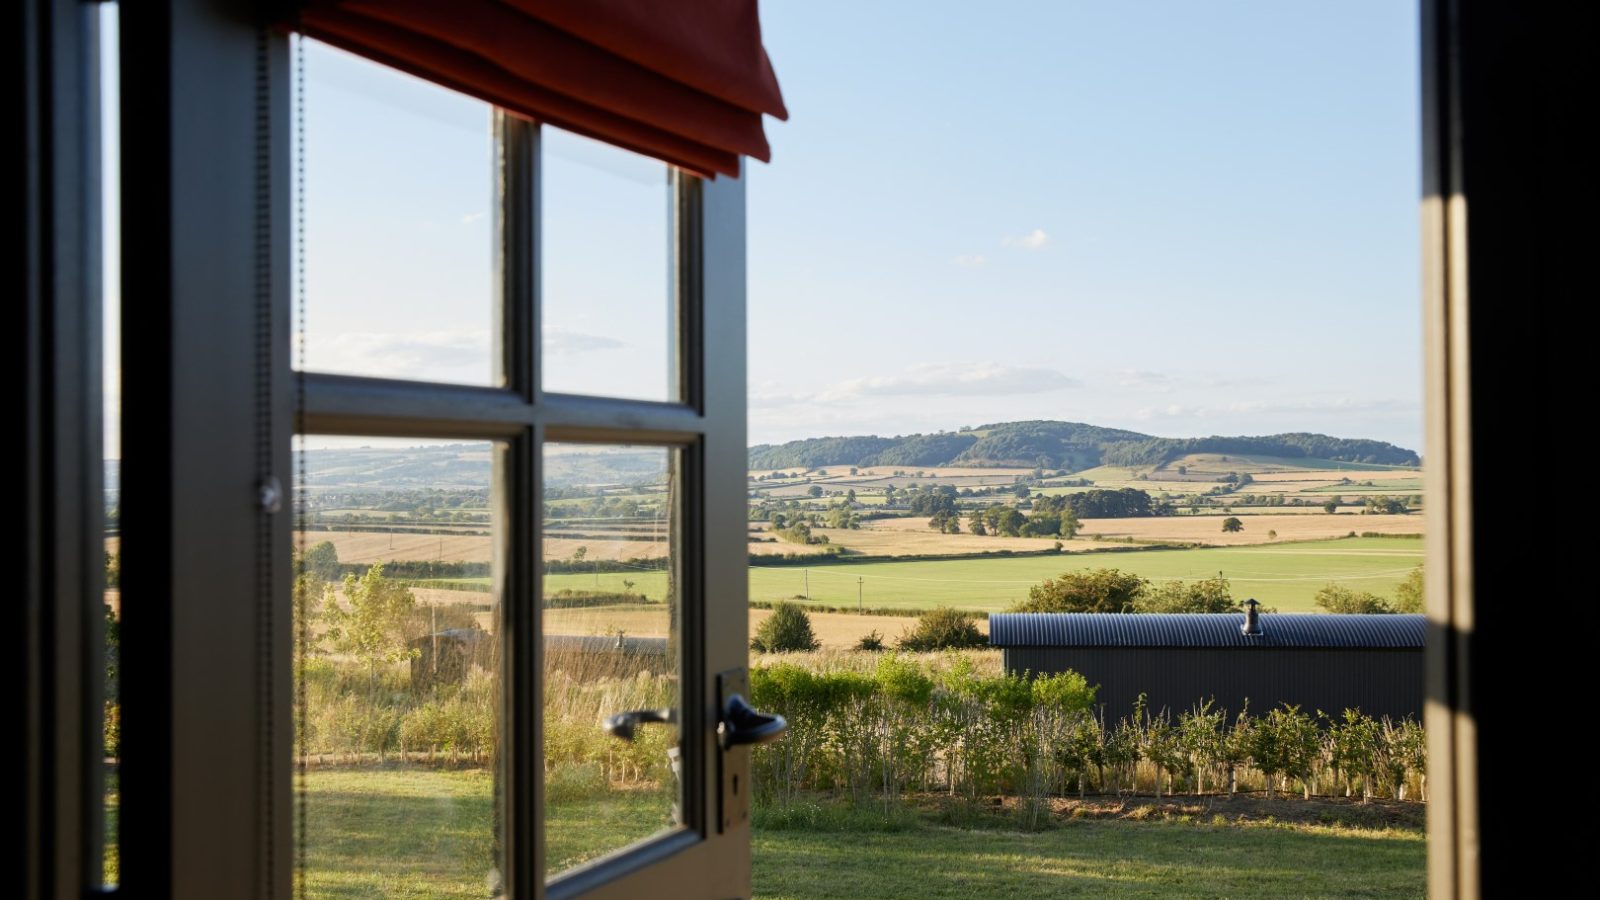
<box><xmin>296</xmin><ymin>643</ymin><xmax>1425</xmax><ymax>820</ymax></box>
<box><xmin>747</xmin><ymin>653</ymin><xmax>1427</xmax><ymax>810</ymax></box>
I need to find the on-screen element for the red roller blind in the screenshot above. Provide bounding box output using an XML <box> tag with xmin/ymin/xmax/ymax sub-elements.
<box><xmin>289</xmin><ymin>0</ymin><xmax>787</xmax><ymax>178</ymax></box>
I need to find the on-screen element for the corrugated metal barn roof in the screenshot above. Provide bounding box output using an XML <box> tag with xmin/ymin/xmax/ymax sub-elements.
<box><xmin>988</xmin><ymin>613</ymin><xmax>1425</xmax><ymax>649</ymax></box>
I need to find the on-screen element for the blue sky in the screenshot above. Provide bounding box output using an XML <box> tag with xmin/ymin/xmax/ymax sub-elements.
<box><xmin>747</xmin><ymin>1</ymin><xmax>1422</xmax><ymax>451</ymax></box>
<box><xmin>107</xmin><ymin>2</ymin><xmax>1424</xmax><ymax>455</ymax></box>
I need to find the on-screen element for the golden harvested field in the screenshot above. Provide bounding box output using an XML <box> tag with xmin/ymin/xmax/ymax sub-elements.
<box><xmin>818</xmin><ymin>518</ymin><xmax>1102</xmax><ymax>555</ymax></box>
<box><xmin>829</xmin><ymin>514</ymin><xmax>1420</xmax><ymax>552</ymax></box>
<box><xmin>1250</xmin><ymin>469</ymin><xmax>1421</xmax><ymax>483</ymax></box>
<box><xmin>1079</xmin><ymin>513</ymin><xmax>1421</xmax><ymax>545</ymax></box>
<box><xmin>1178</xmin><ymin>506</ymin><xmax>1379</xmax><ymax>516</ymax></box>
<box><xmin>410</xmin><ymin>587</ymin><xmax>494</xmax><ymax>608</ymax></box>
<box><xmin>305</xmin><ymin>531</ymin><xmax>493</xmax><ymax>564</ymax></box>
<box><xmin>306</xmin><ymin>529</ymin><xmax>790</xmax><ymax>564</ymax></box>
<box><xmin>753</xmin><ymin>608</ymin><xmax>987</xmax><ymax>649</ymax></box>
<box><xmin>748</xmin><ymin>540</ymin><xmax>833</xmax><ymax>557</ymax></box>
<box><xmin>540</xmin><ymin>603</ymin><xmax>978</xmax><ymax>650</ymax></box>
<box><xmin>545</xmin><ymin>536</ymin><xmax>668</xmax><ymax>561</ymax></box>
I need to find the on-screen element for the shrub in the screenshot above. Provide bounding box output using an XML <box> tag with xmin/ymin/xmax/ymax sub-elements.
<box><xmin>1393</xmin><ymin>568</ymin><xmax>1424</xmax><ymax>613</ymax></box>
<box><xmin>1314</xmin><ymin>584</ymin><xmax>1394</xmax><ymax>614</ymax></box>
<box><xmin>855</xmin><ymin>630</ymin><xmax>886</xmax><ymax>651</ymax></box>
<box><xmin>1014</xmin><ymin>568</ymin><xmax>1147</xmax><ymax>613</ymax></box>
<box><xmin>1030</xmin><ymin>669</ymin><xmax>1096</xmax><ymax>712</ymax></box>
<box><xmin>896</xmin><ymin>607</ymin><xmax>986</xmax><ymax>651</ymax></box>
<box><xmin>1135</xmin><ymin>574</ymin><xmax>1236</xmax><ymax>613</ymax></box>
<box><xmin>750</xmin><ymin>601</ymin><xmax>820</xmax><ymax>653</ymax></box>
<box><xmin>104</xmin><ymin>702</ymin><xmax>121</xmax><ymax>758</ymax></box>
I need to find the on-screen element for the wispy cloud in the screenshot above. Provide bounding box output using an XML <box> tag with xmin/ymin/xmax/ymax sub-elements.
<box><xmin>1003</xmin><ymin>228</ymin><xmax>1049</xmax><ymax>250</ymax></box>
<box><xmin>300</xmin><ymin>327</ymin><xmax>627</xmax><ymax>383</ymax></box>
<box><xmin>754</xmin><ymin>362</ymin><xmax>1078</xmax><ymax>408</ymax></box>
<box><xmin>543</xmin><ymin>329</ymin><xmax>627</xmax><ymax>355</ymax></box>
<box><xmin>1111</xmin><ymin>369</ymin><xmax>1174</xmax><ymax>390</ymax></box>
<box><xmin>1105</xmin><ymin>369</ymin><xmax>1274</xmax><ymax>392</ymax></box>
<box><xmin>460</xmin><ymin>212</ymin><xmax>486</xmax><ymax>225</ymax></box>
<box><xmin>952</xmin><ymin>254</ymin><xmax>988</xmax><ymax>267</ymax></box>
<box><xmin>1132</xmin><ymin>397</ymin><xmax>1419</xmax><ymax>421</ymax></box>
<box><xmin>304</xmin><ymin>329</ymin><xmax>491</xmax><ymax>379</ymax></box>
<box><xmin>819</xmin><ymin>362</ymin><xmax>1076</xmax><ymax>401</ymax></box>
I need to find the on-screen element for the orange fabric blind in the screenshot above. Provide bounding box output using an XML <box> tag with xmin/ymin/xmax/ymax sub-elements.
<box><xmin>290</xmin><ymin>0</ymin><xmax>786</xmax><ymax>177</ymax></box>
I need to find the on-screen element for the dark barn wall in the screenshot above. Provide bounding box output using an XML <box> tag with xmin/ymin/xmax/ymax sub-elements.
<box><xmin>1004</xmin><ymin>647</ymin><xmax>1422</xmax><ymax>722</ymax></box>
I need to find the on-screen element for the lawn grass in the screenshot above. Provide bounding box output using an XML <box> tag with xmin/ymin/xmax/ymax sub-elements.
<box><xmin>301</xmin><ymin>767</ymin><xmax>501</xmax><ymax>899</ymax></box>
<box><xmin>754</xmin><ymin>818</ymin><xmax>1424</xmax><ymax>898</ymax></box>
<box><xmin>290</xmin><ymin>768</ymin><xmax>1423</xmax><ymax>898</ymax></box>
<box><xmin>299</xmin><ymin>767</ymin><xmax>677</xmax><ymax>898</ymax></box>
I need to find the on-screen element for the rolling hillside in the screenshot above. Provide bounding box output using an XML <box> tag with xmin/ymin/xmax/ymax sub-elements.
<box><xmin>749</xmin><ymin>421</ymin><xmax>1419</xmax><ymax>471</ymax></box>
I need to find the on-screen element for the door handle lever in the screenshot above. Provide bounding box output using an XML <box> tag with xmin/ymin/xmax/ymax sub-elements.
<box><xmin>601</xmin><ymin>708</ymin><xmax>675</xmax><ymax>742</ymax></box>
<box><xmin>717</xmin><ymin>694</ymin><xmax>787</xmax><ymax>749</ymax></box>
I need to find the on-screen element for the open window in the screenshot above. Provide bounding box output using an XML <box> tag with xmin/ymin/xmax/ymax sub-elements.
<box><xmin>17</xmin><ymin>1</ymin><xmax>1550</xmax><ymax>897</ymax></box>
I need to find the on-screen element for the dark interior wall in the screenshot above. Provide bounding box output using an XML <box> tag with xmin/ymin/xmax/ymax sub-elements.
<box><xmin>1004</xmin><ymin>647</ymin><xmax>1424</xmax><ymax>723</ymax></box>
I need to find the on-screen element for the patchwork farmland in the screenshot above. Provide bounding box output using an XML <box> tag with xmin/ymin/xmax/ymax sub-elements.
<box><xmin>291</xmin><ymin>433</ymin><xmax>1427</xmax><ymax>630</ymax></box>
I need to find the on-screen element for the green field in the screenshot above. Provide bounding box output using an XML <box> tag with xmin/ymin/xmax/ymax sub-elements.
<box><xmin>530</xmin><ymin>537</ymin><xmax>1422</xmax><ymax>612</ymax></box>
<box><xmin>1302</xmin><ymin>479</ymin><xmax>1424</xmax><ymax>493</ymax></box>
<box><xmin>291</xmin><ymin>768</ymin><xmax>1422</xmax><ymax>898</ymax></box>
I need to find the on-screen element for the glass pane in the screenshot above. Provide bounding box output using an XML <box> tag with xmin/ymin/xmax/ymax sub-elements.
<box><xmin>543</xmin><ymin>444</ymin><xmax>682</xmax><ymax>877</ymax></box>
<box><xmin>295</xmin><ymin>437</ymin><xmax>504</xmax><ymax>897</ymax></box>
<box><xmin>293</xmin><ymin>39</ymin><xmax>497</xmax><ymax>386</ymax></box>
<box><xmin>541</xmin><ymin>130</ymin><xmax>676</xmax><ymax>401</ymax></box>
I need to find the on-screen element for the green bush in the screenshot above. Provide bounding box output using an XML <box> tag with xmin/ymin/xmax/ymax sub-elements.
<box><xmin>750</xmin><ymin>601</ymin><xmax>820</xmax><ymax>653</ymax></box>
<box><xmin>1135</xmin><ymin>574</ymin><xmax>1237</xmax><ymax>613</ymax></box>
<box><xmin>1315</xmin><ymin>584</ymin><xmax>1395</xmax><ymax>614</ymax></box>
<box><xmin>896</xmin><ymin>607</ymin><xmax>986</xmax><ymax>651</ymax></box>
<box><xmin>1014</xmin><ymin>568</ymin><xmax>1147</xmax><ymax>613</ymax></box>
<box><xmin>855</xmin><ymin>630</ymin><xmax>886</xmax><ymax>651</ymax></box>
<box><xmin>104</xmin><ymin>702</ymin><xmax>121</xmax><ymax>758</ymax></box>
<box><xmin>1393</xmin><ymin>568</ymin><xmax>1424</xmax><ymax>613</ymax></box>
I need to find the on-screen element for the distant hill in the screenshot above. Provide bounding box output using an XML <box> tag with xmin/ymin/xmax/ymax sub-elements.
<box><xmin>748</xmin><ymin>421</ymin><xmax>1419</xmax><ymax>470</ymax></box>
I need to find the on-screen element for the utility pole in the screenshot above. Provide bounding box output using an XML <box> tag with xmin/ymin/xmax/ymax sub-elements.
<box><xmin>804</xmin><ymin>568</ymin><xmax>810</xmax><ymax>602</ymax></box>
<box><xmin>857</xmin><ymin>576</ymin><xmax>863</xmax><ymax>614</ymax></box>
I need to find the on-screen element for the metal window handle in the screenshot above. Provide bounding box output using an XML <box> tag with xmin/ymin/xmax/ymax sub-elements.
<box><xmin>601</xmin><ymin>708</ymin><xmax>675</xmax><ymax>743</ymax></box>
<box><xmin>717</xmin><ymin>694</ymin><xmax>787</xmax><ymax>749</ymax></box>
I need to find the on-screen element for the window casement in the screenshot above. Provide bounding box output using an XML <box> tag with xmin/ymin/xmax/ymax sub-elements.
<box><xmin>99</xmin><ymin>2</ymin><xmax>757</xmax><ymax>896</ymax></box>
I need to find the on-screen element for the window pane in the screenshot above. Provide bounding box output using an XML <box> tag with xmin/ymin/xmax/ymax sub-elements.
<box><xmin>293</xmin><ymin>39</ymin><xmax>497</xmax><ymax>386</ymax></box>
<box><xmin>543</xmin><ymin>444</ymin><xmax>682</xmax><ymax>877</ymax></box>
<box><xmin>295</xmin><ymin>437</ymin><xmax>504</xmax><ymax>897</ymax></box>
<box><xmin>541</xmin><ymin>130</ymin><xmax>676</xmax><ymax>401</ymax></box>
